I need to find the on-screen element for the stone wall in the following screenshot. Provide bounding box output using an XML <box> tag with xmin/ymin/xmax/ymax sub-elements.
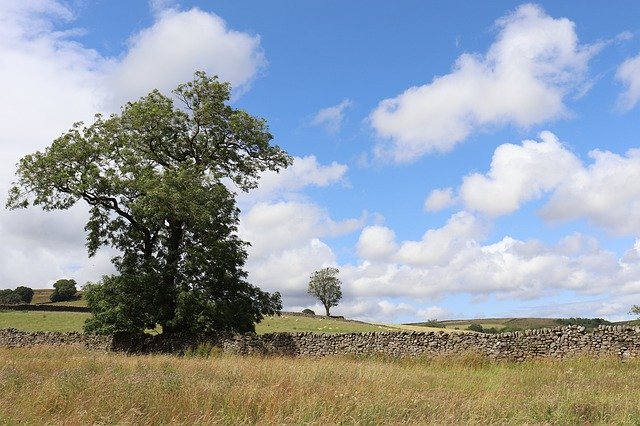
<box><xmin>0</xmin><ymin>328</ymin><xmax>111</xmax><ymax>351</ymax></box>
<box><xmin>0</xmin><ymin>304</ymin><xmax>90</xmax><ymax>312</ymax></box>
<box><xmin>2</xmin><ymin>325</ymin><xmax>640</xmax><ymax>361</ymax></box>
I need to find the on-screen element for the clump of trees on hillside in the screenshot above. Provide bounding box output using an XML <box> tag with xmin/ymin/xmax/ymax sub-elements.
<box><xmin>554</xmin><ymin>317</ymin><xmax>611</xmax><ymax>330</ymax></box>
<box><xmin>50</xmin><ymin>279</ymin><xmax>78</xmax><ymax>302</ymax></box>
<box><xmin>0</xmin><ymin>286</ymin><xmax>34</xmax><ymax>304</ymax></box>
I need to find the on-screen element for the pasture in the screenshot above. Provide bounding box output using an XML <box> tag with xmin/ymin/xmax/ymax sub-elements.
<box><xmin>0</xmin><ymin>346</ymin><xmax>639</xmax><ymax>424</ymax></box>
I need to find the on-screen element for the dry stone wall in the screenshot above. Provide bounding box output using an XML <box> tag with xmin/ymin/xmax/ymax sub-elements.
<box><xmin>0</xmin><ymin>328</ymin><xmax>111</xmax><ymax>351</ymax></box>
<box><xmin>1</xmin><ymin>325</ymin><xmax>640</xmax><ymax>361</ymax></box>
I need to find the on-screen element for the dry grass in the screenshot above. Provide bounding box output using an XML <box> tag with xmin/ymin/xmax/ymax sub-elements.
<box><xmin>1</xmin><ymin>346</ymin><xmax>639</xmax><ymax>424</ymax></box>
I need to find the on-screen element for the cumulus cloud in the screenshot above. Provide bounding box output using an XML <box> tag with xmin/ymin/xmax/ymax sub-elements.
<box><xmin>459</xmin><ymin>131</ymin><xmax>581</xmax><ymax>216</ymax></box>
<box><xmin>370</xmin><ymin>4</ymin><xmax>597</xmax><ymax>162</ymax></box>
<box><xmin>311</xmin><ymin>99</ymin><xmax>352</xmax><ymax>134</ymax></box>
<box><xmin>239</xmin><ymin>201</ymin><xmax>362</xmax><ymax>259</ymax></box>
<box><xmin>108</xmin><ymin>8</ymin><xmax>265</xmax><ymax>106</ymax></box>
<box><xmin>236</xmin><ymin>156</ymin><xmax>348</xmax><ymax>204</ymax></box>
<box><xmin>356</xmin><ymin>226</ymin><xmax>398</xmax><ymax>261</ymax></box>
<box><xmin>424</xmin><ymin>187</ymin><xmax>456</xmax><ymax>212</ymax></box>
<box><xmin>541</xmin><ymin>148</ymin><xmax>640</xmax><ymax>235</ymax></box>
<box><xmin>433</xmin><ymin>131</ymin><xmax>640</xmax><ymax>235</ymax></box>
<box><xmin>395</xmin><ymin>211</ymin><xmax>488</xmax><ymax>266</ymax></box>
<box><xmin>616</xmin><ymin>53</ymin><xmax>640</xmax><ymax>111</ymax></box>
<box><xmin>345</xmin><ymin>213</ymin><xmax>632</xmax><ymax>302</ymax></box>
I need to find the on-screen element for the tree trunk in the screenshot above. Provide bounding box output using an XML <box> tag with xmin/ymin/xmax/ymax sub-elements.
<box><xmin>325</xmin><ymin>303</ymin><xmax>330</xmax><ymax>317</ymax></box>
<box><xmin>159</xmin><ymin>220</ymin><xmax>184</xmax><ymax>333</ymax></box>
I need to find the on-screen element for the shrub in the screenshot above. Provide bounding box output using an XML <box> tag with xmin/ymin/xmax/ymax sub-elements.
<box><xmin>50</xmin><ymin>279</ymin><xmax>77</xmax><ymax>302</ymax></box>
<box><xmin>0</xmin><ymin>289</ymin><xmax>22</xmax><ymax>305</ymax></box>
<box><xmin>467</xmin><ymin>323</ymin><xmax>484</xmax><ymax>333</ymax></box>
<box><xmin>13</xmin><ymin>286</ymin><xmax>34</xmax><ymax>304</ymax></box>
<box><xmin>555</xmin><ymin>317</ymin><xmax>611</xmax><ymax>330</ymax></box>
<box><xmin>302</xmin><ymin>308</ymin><xmax>315</xmax><ymax>315</ymax></box>
<box><xmin>423</xmin><ymin>319</ymin><xmax>441</xmax><ymax>327</ymax></box>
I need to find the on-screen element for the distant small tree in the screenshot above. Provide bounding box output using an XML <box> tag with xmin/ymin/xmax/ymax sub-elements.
<box><xmin>307</xmin><ymin>267</ymin><xmax>342</xmax><ymax>317</ymax></box>
<box><xmin>51</xmin><ymin>279</ymin><xmax>77</xmax><ymax>302</ymax></box>
<box><xmin>14</xmin><ymin>286</ymin><xmax>34</xmax><ymax>304</ymax></box>
<box><xmin>0</xmin><ymin>289</ymin><xmax>22</xmax><ymax>305</ymax></box>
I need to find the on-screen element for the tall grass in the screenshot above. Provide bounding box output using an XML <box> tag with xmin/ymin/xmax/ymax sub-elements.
<box><xmin>1</xmin><ymin>346</ymin><xmax>639</xmax><ymax>424</ymax></box>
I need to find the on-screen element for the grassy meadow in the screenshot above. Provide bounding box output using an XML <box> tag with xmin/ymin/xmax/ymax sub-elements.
<box><xmin>0</xmin><ymin>346</ymin><xmax>639</xmax><ymax>424</ymax></box>
<box><xmin>0</xmin><ymin>310</ymin><xmax>429</xmax><ymax>334</ymax></box>
<box><xmin>0</xmin><ymin>310</ymin><xmax>90</xmax><ymax>333</ymax></box>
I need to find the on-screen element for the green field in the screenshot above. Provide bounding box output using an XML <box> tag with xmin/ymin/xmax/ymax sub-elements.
<box><xmin>0</xmin><ymin>310</ymin><xmax>437</xmax><ymax>334</ymax></box>
<box><xmin>30</xmin><ymin>289</ymin><xmax>87</xmax><ymax>307</ymax></box>
<box><xmin>0</xmin><ymin>310</ymin><xmax>90</xmax><ymax>333</ymax></box>
<box><xmin>0</xmin><ymin>346</ymin><xmax>638</xmax><ymax>424</ymax></box>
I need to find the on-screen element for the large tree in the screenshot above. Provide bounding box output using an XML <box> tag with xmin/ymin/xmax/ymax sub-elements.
<box><xmin>307</xmin><ymin>267</ymin><xmax>342</xmax><ymax>317</ymax></box>
<box><xmin>7</xmin><ymin>72</ymin><xmax>292</xmax><ymax>334</ymax></box>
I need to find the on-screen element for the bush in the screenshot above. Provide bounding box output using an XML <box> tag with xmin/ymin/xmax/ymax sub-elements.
<box><xmin>302</xmin><ymin>308</ymin><xmax>315</xmax><ymax>315</ymax></box>
<box><xmin>50</xmin><ymin>279</ymin><xmax>77</xmax><ymax>302</ymax></box>
<box><xmin>423</xmin><ymin>319</ymin><xmax>441</xmax><ymax>327</ymax></box>
<box><xmin>13</xmin><ymin>286</ymin><xmax>34</xmax><ymax>304</ymax></box>
<box><xmin>555</xmin><ymin>317</ymin><xmax>611</xmax><ymax>330</ymax></box>
<box><xmin>467</xmin><ymin>323</ymin><xmax>484</xmax><ymax>333</ymax></box>
<box><xmin>0</xmin><ymin>289</ymin><xmax>22</xmax><ymax>305</ymax></box>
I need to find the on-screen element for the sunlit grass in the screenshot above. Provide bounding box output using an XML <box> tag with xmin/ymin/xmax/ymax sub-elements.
<box><xmin>255</xmin><ymin>314</ymin><xmax>402</xmax><ymax>333</ymax></box>
<box><xmin>0</xmin><ymin>346</ymin><xmax>638</xmax><ymax>424</ymax></box>
<box><xmin>0</xmin><ymin>310</ymin><xmax>90</xmax><ymax>332</ymax></box>
<box><xmin>0</xmin><ymin>311</ymin><xmax>416</xmax><ymax>334</ymax></box>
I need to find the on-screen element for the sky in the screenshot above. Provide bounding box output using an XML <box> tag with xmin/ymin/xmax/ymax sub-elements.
<box><xmin>1</xmin><ymin>1</ymin><xmax>640</xmax><ymax>323</ymax></box>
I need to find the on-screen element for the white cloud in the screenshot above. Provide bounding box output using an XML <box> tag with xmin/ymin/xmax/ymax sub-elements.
<box><xmin>343</xmin><ymin>213</ymin><xmax>631</xmax><ymax>303</ymax></box>
<box><xmin>424</xmin><ymin>187</ymin><xmax>456</xmax><ymax>212</ymax></box>
<box><xmin>356</xmin><ymin>226</ymin><xmax>398</xmax><ymax>261</ymax></box>
<box><xmin>108</xmin><ymin>8</ymin><xmax>265</xmax><ymax>105</ymax></box>
<box><xmin>541</xmin><ymin>148</ymin><xmax>640</xmax><ymax>235</ymax></box>
<box><xmin>616</xmin><ymin>53</ymin><xmax>640</xmax><ymax>111</ymax></box>
<box><xmin>370</xmin><ymin>4</ymin><xmax>597</xmax><ymax>162</ymax></box>
<box><xmin>311</xmin><ymin>99</ymin><xmax>352</xmax><ymax>134</ymax></box>
<box><xmin>236</xmin><ymin>156</ymin><xmax>348</xmax><ymax>204</ymax></box>
<box><xmin>435</xmin><ymin>131</ymin><xmax>640</xmax><ymax>236</ymax></box>
<box><xmin>459</xmin><ymin>131</ymin><xmax>581</xmax><ymax>216</ymax></box>
<box><xmin>239</xmin><ymin>201</ymin><xmax>362</xmax><ymax>258</ymax></box>
<box><xmin>395</xmin><ymin>211</ymin><xmax>488</xmax><ymax>266</ymax></box>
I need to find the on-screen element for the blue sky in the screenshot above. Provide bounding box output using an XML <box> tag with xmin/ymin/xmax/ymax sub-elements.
<box><xmin>1</xmin><ymin>1</ymin><xmax>640</xmax><ymax>323</ymax></box>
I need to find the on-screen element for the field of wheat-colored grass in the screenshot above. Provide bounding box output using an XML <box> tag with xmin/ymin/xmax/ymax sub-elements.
<box><xmin>0</xmin><ymin>346</ymin><xmax>639</xmax><ymax>424</ymax></box>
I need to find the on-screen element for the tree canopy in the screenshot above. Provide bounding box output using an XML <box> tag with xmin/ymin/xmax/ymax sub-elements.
<box><xmin>307</xmin><ymin>267</ymin><xmax>342</xmax><ymax>316</ymax></box>
<box><xmin>50</xmin><ymin>279</ymin><xmax>77</xmax><ymax>302</ymax></box>
<box><xmin>7</xmin><ymin>72</ymin><xmax>292</xmax><ymax>334</ymax></box>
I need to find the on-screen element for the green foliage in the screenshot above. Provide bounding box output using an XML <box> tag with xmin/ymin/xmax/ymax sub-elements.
<box><xmin>307</xmin><ymin>267</ymin><xmax>342</xmax><ymax>316</ymax></box>
<box><xmin>466</xmin><ymin>323</ymin><xmax>521</xmax><ymax>334</ymax></box>
<box><xmin>301</xmin><ymin>308</ymin><xmax>315</xmax><ymax>315</ymax></box>
<box><xmin>631</xmin><ymin>305</ymin><xmax>640</xmax><ymax>318</ymax></box>
<box><xmin>467</xmin><ymin>323</ymin><xmax>484</xmax><ymax>333</ymax></box>
<box><xmin>0</xmin><ymin>290</ymin><xmax>22</xmax><ymax>305</ymax></box>
<box><xmin>555</xmin><ymin>317</ymin><xmax>611</xmax><ymax>330</ymax></box>
<box><xmin>7</xmin><ymin>72</ymin><xmax>291</xmax><ymax>335</ymax></box>
<box><xmin>422</xmin><ymin>319</ymin><xmax>441</xmax><ymax>327</ymax></box>
<box><xmin>13</xmin><ymin>286</ymin><xmax>34</xmax><ymax>303</ymax></box>
<box><xmin>50</xmin><ymin>279</ymin><xmax>77</xmax><ymax>302</ymax></box>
